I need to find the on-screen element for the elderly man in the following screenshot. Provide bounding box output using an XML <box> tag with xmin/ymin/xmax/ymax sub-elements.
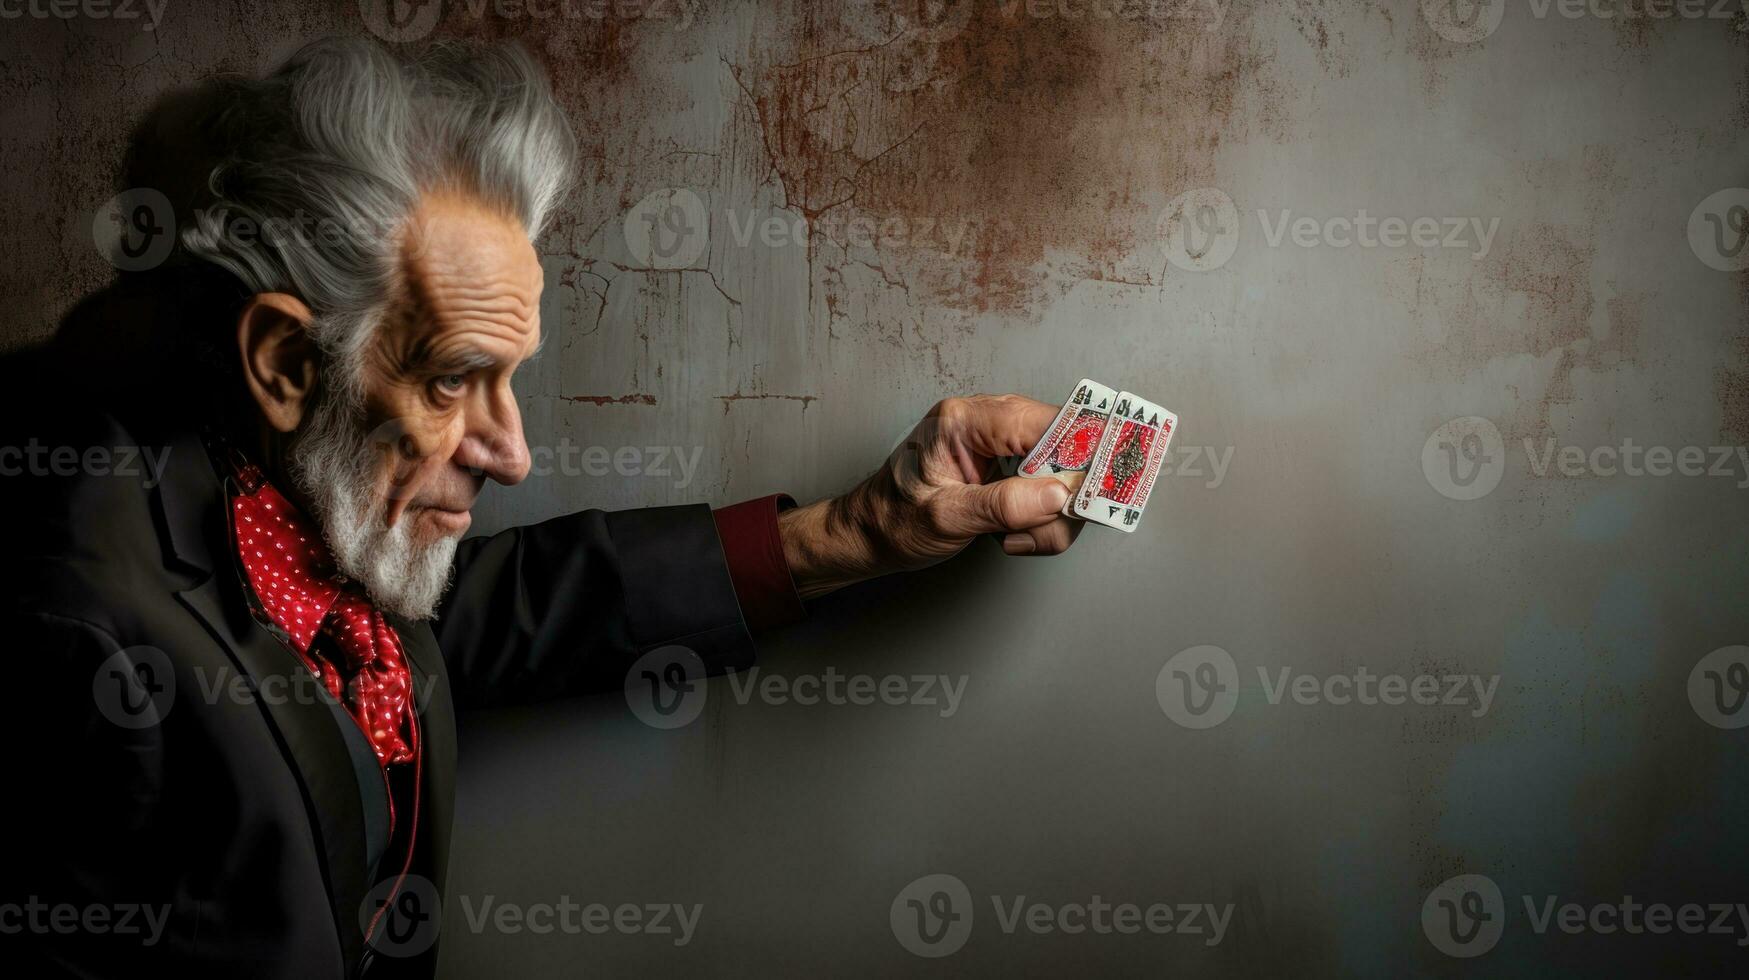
<box><xmin>0</xmin><ymin>37</ymin><xmax>1079</xmax><ymax>978</ymax></box>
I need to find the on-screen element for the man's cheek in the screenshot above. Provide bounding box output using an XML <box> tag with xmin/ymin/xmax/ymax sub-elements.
<box><xmin>367</xmin><ymin>423</ymin><xmax>429</xmax><ymax>503</ymax></box>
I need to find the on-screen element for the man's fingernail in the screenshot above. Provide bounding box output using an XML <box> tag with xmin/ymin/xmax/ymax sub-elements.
<box><xmin>1003</xmin><ymin>533</ymin><xmax>1037</xmax><ymax>555</ymax></box>
<box><xmin>1040</xmin><ymin>481</ymin><xmax>1069</xmax><ymax>513</ymax></box>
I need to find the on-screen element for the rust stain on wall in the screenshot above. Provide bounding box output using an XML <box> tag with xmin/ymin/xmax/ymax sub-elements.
<box><xmin>1412</xmin><ymin>219</ymin><xmax>1663</xmax><ymax>443</ymax></box>
<box><xmin>724</xmin><ymin>3</ymin><xmax>1287</xmax><ymax>319</ymax></box>
<box><xmin>1719</xmin><ymin>366</ymin><xmax>1749</xmax><ymax>443</ymax></box>
<box><xmin>716</xmin><ymin>391</ymin><xmax>820</xmax><ymax>413</ymax></box>
<box><xmin>1435</xmin><ymin>223</ymin><xmax>1596</xmax><ymax>370</ymax></box>
<box><xmin>560</xmin><ymin>393</ymin><xmax>659</xmax><ymax>405</ymax></box>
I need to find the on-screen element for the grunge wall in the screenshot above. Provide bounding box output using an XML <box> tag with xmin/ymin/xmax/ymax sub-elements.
<box><xmin>3</xmin><ymin>1</ymin><xmax>1747</xmax><ymax>974</ymax></box>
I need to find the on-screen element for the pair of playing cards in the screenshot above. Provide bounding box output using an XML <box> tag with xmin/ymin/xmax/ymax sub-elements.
<box><xmin>1019</xmin><ymin>379</ymin><xmax>1177</xmax><ymax>532</ymax></box>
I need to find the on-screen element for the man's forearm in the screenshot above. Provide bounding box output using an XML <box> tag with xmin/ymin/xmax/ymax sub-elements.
<box><xmin>776</xmin><ymin>490</ymin><xmax>889</xmax><ymax>600</ymax></box>
<box><xmin>775</xmin><ymin>394</ymin><xmax>1080</xmax><ymax>601</ymax></box>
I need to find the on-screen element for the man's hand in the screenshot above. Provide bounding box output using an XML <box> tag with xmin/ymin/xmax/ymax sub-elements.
<box><xmin>778</xmin><ymin>394</ymin><xmax>1084</xmax><ymax>599</ymax></box>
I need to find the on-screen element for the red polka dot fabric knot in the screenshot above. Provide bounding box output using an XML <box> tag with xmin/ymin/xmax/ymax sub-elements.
<box><xmin>229</xmin><ymin>461</ymin><xmax>418</xmax><ymax>769</ymax></box>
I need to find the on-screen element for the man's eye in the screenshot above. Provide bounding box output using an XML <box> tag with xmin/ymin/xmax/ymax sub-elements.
<box><xmin>435</xmin><ymin>373</ymin><xmax>467</xmax><ymax>394</ymax></box>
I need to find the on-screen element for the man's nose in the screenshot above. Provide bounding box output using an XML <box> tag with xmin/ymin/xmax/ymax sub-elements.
<box><xmin>455</xmin><ymin>400</ymin><xmax>531</xmax><ymax>486</ymax></box>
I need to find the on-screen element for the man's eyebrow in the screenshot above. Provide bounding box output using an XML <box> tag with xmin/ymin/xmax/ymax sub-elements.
<box><xmin>429</xmin><ymin>348</ymin><xmax>501</xmax><ymax>372</ymax></box>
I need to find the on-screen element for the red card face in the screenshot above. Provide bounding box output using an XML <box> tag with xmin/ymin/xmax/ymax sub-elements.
<box><xmin>1098</xmin><ymin>420</ymin><xmax>1155</xmax><ymax>505</ymax></box>
<box><xmin>1020</xmin><ymin>379</ymin><xmax>1117</xmax><ymax>478</ymax></box>
<box><xmin>1051</xmin><ymin>410</ymin><xmax>1106</xmax><ymax>472</ymax></box>
<box><xmin>1073</xmin><ymin>391</ymin><xmax>1177</xmax><ymax>532</ymax></box>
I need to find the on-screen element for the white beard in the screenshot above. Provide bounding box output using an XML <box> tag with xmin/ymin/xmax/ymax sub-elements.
<box><xmin>286</xmin><ymin>382</ymin><xmax>459</xmax><ymax>621</ymax></box>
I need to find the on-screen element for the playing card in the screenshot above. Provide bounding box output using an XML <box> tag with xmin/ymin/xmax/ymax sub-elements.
<box><xmin>1019</xmin><ymin>379</ymin><xmax>1117</xmax><ymax>502</ymax></box>
<box><xmin>1071</xmin><ymin>391</ymin><xmax>1176</xmax><ymax>532</ymax></box>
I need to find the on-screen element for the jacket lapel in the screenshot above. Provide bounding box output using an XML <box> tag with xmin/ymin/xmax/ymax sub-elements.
<box><xmin>391</xmin><ymin>617</ymin><xmax>456</xmax><ymax>897</ymax></box>
<box><xmin>153</xmin><ymin>431</ymin><xmax>373</xmax><ymax>969</ymax></box>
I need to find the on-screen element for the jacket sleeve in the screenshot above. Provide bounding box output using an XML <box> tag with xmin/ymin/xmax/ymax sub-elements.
<box><xmin>431</xmin><ymin>504</ymin><xmax>757</xmax><ymax>708</ymax></box>
<box><xmin>0</xmin><ymin>612</ymin><xmax>176</xmax><ymax>975</ymax></box>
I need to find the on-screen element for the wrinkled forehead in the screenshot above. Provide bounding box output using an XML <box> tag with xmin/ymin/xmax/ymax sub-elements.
<box><xmin>383</xmin><ymin>192</ymin><xmax>545</xmax><ymax>368</ymax></box>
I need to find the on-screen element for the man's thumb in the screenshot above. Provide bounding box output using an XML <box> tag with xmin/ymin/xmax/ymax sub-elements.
<box><xmin>952</xmin><ymin>477</ymin><xmax>1070</xmax><ymax>536</ymax></box>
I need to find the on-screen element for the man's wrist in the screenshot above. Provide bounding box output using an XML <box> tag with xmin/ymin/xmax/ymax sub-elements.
<box><xmin>777</xmin><ymin>488</ymin><xmax>890</xmax><ymax>600</ymax></box>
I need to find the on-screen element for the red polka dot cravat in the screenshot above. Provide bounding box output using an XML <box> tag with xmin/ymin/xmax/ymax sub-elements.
<box><xmin>227</xmin><ymin>461</ymin><xmax>419</xmax><ymax>771</ymax></box>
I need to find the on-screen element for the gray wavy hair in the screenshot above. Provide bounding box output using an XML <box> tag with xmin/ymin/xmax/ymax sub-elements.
<box><xmin>181</xmin><ymin>36</ymin><xmax>577</xmax><ymax>402</ymax></box>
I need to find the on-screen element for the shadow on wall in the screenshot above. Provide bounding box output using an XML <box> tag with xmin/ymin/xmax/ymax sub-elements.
<box><xmin>2</xmin><ymin>78</ymin><xmax>253</xmax><ymax>435</ymax></box>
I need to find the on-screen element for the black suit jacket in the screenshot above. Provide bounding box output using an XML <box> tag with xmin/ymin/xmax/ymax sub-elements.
<box><xmin>0</xmin><ymin>409</ymin><xmax>758</xmax><ymax>978</ymax></box>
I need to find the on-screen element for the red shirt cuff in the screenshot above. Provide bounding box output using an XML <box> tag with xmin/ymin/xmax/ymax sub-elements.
<box><xmin>712</xmin><ymin>493</ymin><xmax>805</xmax><ymax>634</ymax></box>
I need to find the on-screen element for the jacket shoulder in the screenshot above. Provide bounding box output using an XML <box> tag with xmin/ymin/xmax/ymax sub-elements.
<box><xmin>3</xmin><ymin>410</ymin><xmax>186</xmax><ymax>637</ymax></box>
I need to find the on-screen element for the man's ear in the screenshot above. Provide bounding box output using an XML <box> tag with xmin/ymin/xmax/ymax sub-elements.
<box><xmin>237</xmin><ymin>292</ymin><xmax>318</xmax><ymax>433</ymax></box>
